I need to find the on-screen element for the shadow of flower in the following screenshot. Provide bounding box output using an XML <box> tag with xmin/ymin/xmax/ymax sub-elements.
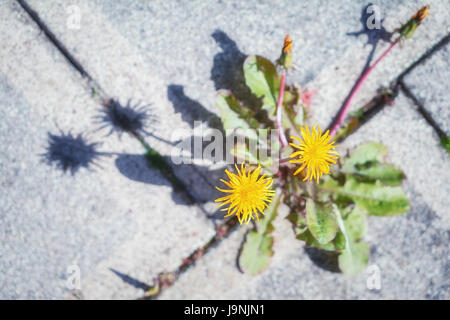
<box><xmin>42</xmin><ymin>131</ymin><xmax>102</xmax><ymax>175</ymax></box>
<box><xmin>95</xmin><ymin>98</ymin><xmax>156</xmax><ymax>137</ymax></box>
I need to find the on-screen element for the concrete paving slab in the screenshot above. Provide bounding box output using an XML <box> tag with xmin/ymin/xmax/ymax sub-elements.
<box><xmin>0</xmin><ymin>1</ymin><xmax>214</xmax><ymax>299</ymax></box>
<box><xmin>160</xmin><ymin>92</ymin><xmax>450</xmax><ymax>299</ymax></box>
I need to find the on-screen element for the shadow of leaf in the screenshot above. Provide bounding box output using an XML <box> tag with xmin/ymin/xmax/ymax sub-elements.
<box><xmin>210</xmin><ymin>29</ymin><xmax>261</xmax><ymax>112</ymax></box>
<box><xmin>304</xmin><ymin>247</ymin><xmax>340</xmax><ymax>273</ymax></box>
<box><xmin>109</xmin><ymin>268</ymin><xmax>151</xmax><ymax>292</ymax></box>
<box><xmin>115</xmin><ymin>153</ymin><xmax>222</xmax><ymax>205</ymax></box>
<box><xmin>167</xmin><ymin>84</ymin><xmax>223</xmax><ymax>131</ymax></box>
<box><xmin>115</xmin><ymin>153</ymin><xmax>169</xmax><ymax>186</ymax></box>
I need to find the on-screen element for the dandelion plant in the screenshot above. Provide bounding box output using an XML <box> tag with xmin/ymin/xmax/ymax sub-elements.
<box><xmin>214</xmin><ymin>5</ymin><xmax>430</xmax><ymax>276</ymax></box>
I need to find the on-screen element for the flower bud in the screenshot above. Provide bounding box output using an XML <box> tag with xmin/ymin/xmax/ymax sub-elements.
<box><xmin>399</xmin><ymin>5</ymin><xmax>430</xmax><ymax>39</ymax></box>
<box><xmin>278</xmin><ymin>35</ymin><xmax>293</xmax><ymax>69</ymax></box>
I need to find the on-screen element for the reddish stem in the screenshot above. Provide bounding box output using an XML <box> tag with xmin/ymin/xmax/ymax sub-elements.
<box><xmin>329</xmin><ymin>38</ymin><xmax>400</xmax><ymax>137</ymax></box>
<box><xmin>276</xmin><ymin>73</ymin><xmax>288</xmax><ymax>147</ymax></box>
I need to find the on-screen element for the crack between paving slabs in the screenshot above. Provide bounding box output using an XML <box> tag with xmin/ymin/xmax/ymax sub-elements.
<box><xmin>397</xmin><ymin>34</ymin><xmax>450</xmax><ymax>81</ymax></box>
<box><xmin>395</xmin><ymin>34</ymin><xmax>450</xmax><ymax>147</ymax></box>
<box><xmin>395</xmin><ymin>34</ymin><xmax>449</xmax><ymax>145</ymax></box>
<box><xmin>399</xmin><ymin>81</ymin><xmax>448</xmax><ymax>142</ymax></box>
<box><xmin>16</xmin><ymin>0</ymin><xmax>92</xmax><ymax>81</ymax></box>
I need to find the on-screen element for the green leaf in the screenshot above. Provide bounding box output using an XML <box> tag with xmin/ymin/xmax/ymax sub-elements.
<box><xmin>231</xmin><ymin>139</ymin><xmax>273</xmax><ymax>169</ymax></box>
<box><xmin>218</xmin><ymin>90</ymin><xmax>260</xmax><ymax>128</ymax></box>
<box><xmin>333</xmin><ymin>230</ymin><xmax>347</xmax><ymax>251</ymax></box>
<box><xmin>231</xmin><ymin>142</ymin><xmax>257</xmax><ymax>163</ymax></box>
<box><xmin>348</xmin><ymin>178</ymin><xmax>409</xmax><ymax>216</ymax></box>
<box><xmin>343</xmin><ymin>205</ymin><xmax>367</xmax><ymax>242</ymax></box>
<box><xmin>335</xmin><ymin>204</ymin><xmax>369</xmax><ymax>275</ymax></box>
<box><xmin>239</xmin><ymin>195</ymin><xmax>280</xmax><ymax>275</ymax></box>
<box><xmin>333</xmin><ymin>204</ymin><xmax>351</xmax><ymax>250</ymax></box>
<box><xmin>296</xmin><ymin>228</ymin><xmax>346</xmax><ymax>251</ymax></box>
<box><xmin>257</xmin><ymin>194</ymin><xmax>280</xmax><ymax>235</ymax></box>
<box><xmin>287</xmin><ymin>201</ymin><xmax>344</xmax><ymax>251</ymax></box>
<box><xmin>215</xmin><ymin>90</ymin><xmax>250</xmax><ymax>130</ymax></box>
<box><xmin>305</xmin><ymin>199</ymin><xmax>338</xmax><ymax>244</ymax></box>
<box><xmin>243</xmin><ymin>55</ymin><xmax>280</xmax><ymax>115</ymax></box>
<box><xmin>353</xmin><ymin>162</ymin><xmax>405</xmax><ymax>186</ymax></box>
<box><xmin>341</xmin><ymin>142</ymin><xmax>387</xmax><ymax>172</ymax></box>
<box><xmin>297</xmin><ymin>229</ymin><xmax>335</xmax><ymax>251</ymax></box>
<box><xmin>145</xmin><ymin>284</ymin><xmax>160</xmax><ymax>297</ymax></box>
<box><xmin>239</xmin><ymin>231</ymin><xmax>274</xmax><ymax>275</ymax></box>
<box><xmin>338</xmin><ymin>241</ymin><xmax>370</xmax><ymax>276</ymax></box>
<box><xmin>440</xmin><ymin>136</ymin><xmax>450</xmax><ymax>153</ymax></box>
<box><xmin>325</xmin><ymin>177</ymin><xmax>410</xmax><ymax>216</ymax></box>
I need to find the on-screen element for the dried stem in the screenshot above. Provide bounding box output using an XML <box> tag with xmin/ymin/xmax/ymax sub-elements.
<box><xmin>278</xmin><ymin>157</ymin><xmax>291</xmax><ymax>164</ymax></box>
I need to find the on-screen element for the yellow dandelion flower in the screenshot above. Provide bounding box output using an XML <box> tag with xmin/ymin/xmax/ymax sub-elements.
<box><xmin>289</xmin><ymin>125</ymin><xmax>339</xmax><ymax>183</ymax></box>
<box><xmin>215</xmin><ymin>164</ymin><xmax>275</xmax><ymax>225</ymax></box>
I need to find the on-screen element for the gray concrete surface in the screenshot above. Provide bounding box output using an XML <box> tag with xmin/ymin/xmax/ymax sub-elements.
<box><xmin>0</xmin><ymin>0</ymin><xmax>448</xmax><ymax>299</ymax></box>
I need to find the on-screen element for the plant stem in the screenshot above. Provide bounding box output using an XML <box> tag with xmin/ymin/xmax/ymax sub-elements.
<box><xmin>276</xmin><ymin>72</ymin><xmax>288</xmax><ymax>147</ymax></box>
<box><xmin>329</xmin><ymin>38</ymin><xmax>400</xmax><ymax>137</ymax></box>
<box><xmin>278</xmin><ymin>157</ymin><xmax>291</xmax><ymax>164</ymax></box>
